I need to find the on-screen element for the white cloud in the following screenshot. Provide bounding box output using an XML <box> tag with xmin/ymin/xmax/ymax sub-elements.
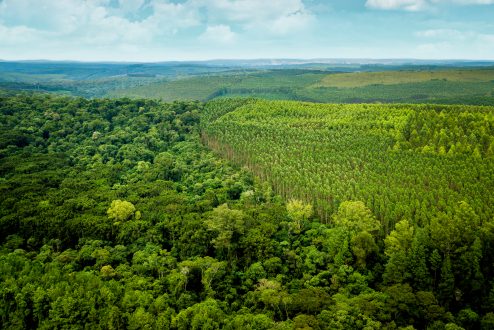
<box><xmin>0</xmin><ymin>0</ymin><xmax>204</xmax><ymax>59</ymax></box>
<box><xmin>197</xmin><ymin>0</ymin><xmax>314</xmax><ymax>35</ymax></box>
<box><xmin>414</xmin><ymin>29</ymin><xmax>494</xmax><ymax>59</ymax></box>
<box><xmin>0</xmin><ymin>0</ymin><xmax>313</xmax><ymax>60</ymax></box>
<box><xmin>0</xmin><ymin>24</ymin><xmax>49</xmax><ymax>45</ymax></box>
<box><xmin>203</xmin><ymin>0</ymin><xmax>307</xmax><ymax>22</ymax></box>
<box><xmin>117</xmin><ymin>0</ymin><xmax>146</xmax><ymax>14</ymax></box>
<box><xmin>415</xmin><ymin>28</ymin><xmax>494</xmax><ymax>42</ymax></box>
<box><xmin>1</xmin><ymin>0</ymin><xmax>490</xmax><ymax>61</ymax></box>
<box><xmin>267</xmin><ymin>9</ymin><xmax>314</xmax><ymax>35</ymax></box>
<box><xmin>366</xmin><ymin>0</ymin><xmax>494</xmax><ymax>11</ymax></box>
<box><xmin>144</xmin><ymin>1</ymin><xmax>202</xmax><ymax>36</ymax></box>
<box><xmin>199</xmin><ymin>24</ymin><xmax>236</xmax><ymax>43</ymax></box>
<box><xmin>453</xmin><ymin>0</ymin><xmax>494</xmax><ymax>3</ymax></box>
<box><xmin>415</xmin><ymin>29</ymin><xmax>469</xmax><ymax>39</ymax></box>
<box><xmin>365</xmin><ymin>0</ymin><xmax>430</xmax><ymax>11</ymax></box>
<box><xmin>0</xmin><ymin>0</ymin><xmax>313</xmax><ymax>46</ymax></box>
<box><xmin>0</xmin><ymin>0</ymin><xmax>87</xmax><ymax>32</ymax></box>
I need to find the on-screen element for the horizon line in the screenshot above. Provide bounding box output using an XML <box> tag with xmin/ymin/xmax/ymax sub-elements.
<box><xmin>1</xmin><ymin>58</ymin><xmax>494</xmax><ymax>65</ymax></box>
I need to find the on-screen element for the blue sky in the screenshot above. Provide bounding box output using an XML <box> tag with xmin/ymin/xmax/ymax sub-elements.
<box><xmin>0</xmin><ymin>0</ymin><xmax>493</xmax><ymax>61</ymax></box>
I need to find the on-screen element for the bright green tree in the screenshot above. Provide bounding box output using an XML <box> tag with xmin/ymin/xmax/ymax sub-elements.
<box><xmin>107</xmin><ymin>200</ymin><xmax>136</xmax><ymax>223</ymax></box>
<box><xmin>332</xmin><ymin>201</ymin><xmax>381</xmax><ymax>235</ymax></box>
<box><xmin>286</xmin><ymin>199</ymin><xmax>313</xmax><ymax>233</ymax></box>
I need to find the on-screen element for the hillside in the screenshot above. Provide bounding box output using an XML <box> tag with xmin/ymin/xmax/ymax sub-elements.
<box><xmin>202</xmin><ymin>99</ymin><xmax>494</xmax><ymax>225</ymax></box>
<box><xmin>313</xmin><ymin>68</ymin><xmax>494</xmax><ymax>88</ymax></box>
<box><xmin>2</xmin><ymin>62</ymin><xmax>494</xmax><ymax>105</ymax></box>
<box><xmin>1</xmin><ymin>94</ymin><xmax>494</xmax><ymax>329</ymax></box>
<box><xmin>108</xmin><ymin>68</ymin><xmax>494</xmax><ymax>105</ymax></box>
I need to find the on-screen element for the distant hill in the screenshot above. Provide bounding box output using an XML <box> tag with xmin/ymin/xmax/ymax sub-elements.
<box><xmin>109</xmin><ymin>67</ymin><xmax>494</xmax><ymax>106</ymax></box>
<box><xmin>1</xmin><ymin>60</ymin><xmax>494</xmax><ymax>103</ymax></box>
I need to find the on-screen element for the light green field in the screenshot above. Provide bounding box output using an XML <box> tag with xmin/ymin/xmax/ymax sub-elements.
<box><xmin>313</xmin><ymin>69</ymin><xmax>494</xmax><ymax>88</ymax></box>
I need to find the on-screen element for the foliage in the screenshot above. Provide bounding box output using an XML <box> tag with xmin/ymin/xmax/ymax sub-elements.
<box><xmin>0</xmin><ymin>93</ymin><xmax>493</xmax><ymax>329</ymax></box>
<box><xmin>107</xmin><ymin>200</ymin><xmax>137</xmax><ymax>223</ymax></box>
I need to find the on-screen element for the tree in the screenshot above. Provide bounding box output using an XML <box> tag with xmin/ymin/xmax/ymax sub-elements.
<box><xmin>409</xmin><ymin>228</ymin><xmax>431</xmax><ymax>290</ymax></box>
<box><xmin>179</xmin><ymin>257</ymin><xmax>226</xmax><ymax>297</ymax></box>
<box><xmin>332</xmin><ymin>201</ymin><xmax>381</xmax><ymax>235</ymax></box>
<box><xmin>107</xmin><ymin>200</ymin><xmax>136</xmax><ymax>223</ymax></box>
<box><xmin>430</xmin><ymin>201</ymin><xmax>480</xmax><ymax>255</ymax></box>
<box><xmin>351</xmin><ymin>231</ymin><xmax>378</xmax><ymax>269</ymax></box>
<box><xmin>173</xmin><ymin>299</ymin><xmax>226</xmax><ymax>330</ymax></box>
<box><xmin>128</xmin><ymin>307</ymin><xmax>154</xmax><ymax>330</ymax></box>
<box><xmin>438</xmin><ymin>256</ymin><xmax>455</xmax><ymax>308</ymax></box>
<box><xmin>383</xmin><ymin>250</ymin><xmax>409</xmax><ymax>285</ymax></box>
<box><xmin>457</xmin><ymin>308</ymin><xmax>479</xmax><ymax>329</ymax></box>
<box><xmin>225</xmin><ymin>313</ymin><xmax>275</xmax><ymax>330</ymax></box>
<box><xmin>204</xmin><ymin>204</ymin><xmax>246</xmax><ymax>255</ymax></box>
<box><xmin>383</xmin><ymin>284</ymin><xmax>416</xmax><ymax>326</ymax></box>
<box><xmin>481</xmin><ymin>313</ymin><xmax>494</xmax><ymax>330</ymax></box>
<box><xmin>100</xmin><ymin>265</ymin><xmax>117</xmax><ymax>278</ymax></box>
<box><xmin>286</xmin><ymin>199</ymin><xmax>313</xmax><ymax>233</ymax></box>
<box><xmin>382</xmin><ymin>220</ymin><xmax>415</xmax><ymax>284</ymax></box>
<box><xmin>384</xmin><ymin>220</ymin><xmax>414</xmax><ymax>257</ymax></box>
<box><xmin>256</xmin><ymin>279</ymin><xmax>291</xmax><ymax>320</ymax></box>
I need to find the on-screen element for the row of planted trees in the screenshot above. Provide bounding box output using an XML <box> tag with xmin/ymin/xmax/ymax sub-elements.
<box><xmin>201</xmin><ymin>99</ymin><xmax>494</xmax><ymax>229</ymax></box>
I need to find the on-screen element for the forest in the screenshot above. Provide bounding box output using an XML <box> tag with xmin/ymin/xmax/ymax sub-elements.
<box><xmin>1</xmin><ymin>92</ymin><xmax>494</xmax><ymax>329</ymax></box>
<box><xmin>109</xmin><ymin>68</ymin><xmax>494</xmax><ymax>105</ymax></box>
<box><xmin>2</xmin><ymin>61</ymin><xmax>494</xmax><ymax>105</ymax></box>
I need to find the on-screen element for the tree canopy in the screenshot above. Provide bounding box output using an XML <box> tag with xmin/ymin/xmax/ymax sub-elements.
<box><xmin>1</xmin><ymin>94</ymin><xmax>493</xmax><ymax>329</ymax></box>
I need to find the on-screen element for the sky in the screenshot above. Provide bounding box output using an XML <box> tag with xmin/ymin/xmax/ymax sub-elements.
<box><xmin>0</xmin><ymin>0</ymin><xmax>494</xmax><ymax>62</ymax></box>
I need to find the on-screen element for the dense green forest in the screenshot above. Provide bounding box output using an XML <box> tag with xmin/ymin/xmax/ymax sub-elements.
<box><xmin>202</xmin><ymin>100</ymin><xmax>494</xmax><ymax>222</ymax></box>
<box><xmin>1</xmin><ymin>93</ymin><xmax>494</xmax><ymax>329</ymax></box>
